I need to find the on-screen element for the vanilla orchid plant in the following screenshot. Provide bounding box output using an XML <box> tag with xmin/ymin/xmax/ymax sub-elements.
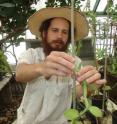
<box><xmin>64</xmin><ymin>46</ymin><xmax>103</xmax><ymax>124</ymax></box>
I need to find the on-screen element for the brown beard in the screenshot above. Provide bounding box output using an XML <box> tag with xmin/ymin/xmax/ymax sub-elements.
<box><xmin>42</xmin><ymin>37</ymin><xmax>69</xmax><ymax>56</ymax></box>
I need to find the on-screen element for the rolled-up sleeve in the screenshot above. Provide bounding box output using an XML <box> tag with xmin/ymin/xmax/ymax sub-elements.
<box><xmin>17</xmin><ymin>48</ymin><xmax>35</xmax><ymax>65</ymax></box>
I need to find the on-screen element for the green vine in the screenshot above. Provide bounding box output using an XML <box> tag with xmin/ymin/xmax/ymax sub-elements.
<box><xmin>64</xmin><ymin>46</ymin><xmax>103</xmax><ymax>123</ymax></box>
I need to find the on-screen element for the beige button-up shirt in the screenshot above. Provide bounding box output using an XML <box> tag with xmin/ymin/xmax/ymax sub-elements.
<box><xmin>16</xmin><ymin>48</ymin><xmax>81</xmax><ymax>124</ymax></box>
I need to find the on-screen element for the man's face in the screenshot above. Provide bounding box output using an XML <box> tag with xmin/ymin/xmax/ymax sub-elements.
<box><xmin>43</xmin><ymin>17</ymin><xmax>70</xmax><ymax>52</ymax></box>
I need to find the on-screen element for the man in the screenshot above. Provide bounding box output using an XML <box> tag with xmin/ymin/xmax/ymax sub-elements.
<box><xmin>15</xmin><ymin>7</ymin><xmax>106</xmax><ymax>124</ymax></box>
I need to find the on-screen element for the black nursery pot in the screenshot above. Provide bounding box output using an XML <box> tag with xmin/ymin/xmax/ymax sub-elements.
<box><xmin>112</xmin><ymin>110</ymin><xmax>117</xmax><ymax>124</ymax></box>
<box><xmin>92</xmin><ymin>95</ymin><xmax>107</xmax><ymax>110</ymax></box>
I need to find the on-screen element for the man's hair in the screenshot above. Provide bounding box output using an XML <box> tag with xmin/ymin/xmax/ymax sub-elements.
<box><xmin>39</xmin><ymin>18</ymin><xmax>71</xmax><ymax>43</ymax></box>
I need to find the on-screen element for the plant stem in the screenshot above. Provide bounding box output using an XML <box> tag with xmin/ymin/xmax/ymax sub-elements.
<box><xmin>72</xmin><ymin>73</ymin><xmax>77</xmax><ymax>109</ymax></box>
<box><xmin>79</xmin><ymin>108</ymin><xmax>88</xmax><ymax>119</ymax></box>
<box><xmin>82</xmin><ymin>80</ymin><xmax>89</xmax><ymax>108</ymax></box>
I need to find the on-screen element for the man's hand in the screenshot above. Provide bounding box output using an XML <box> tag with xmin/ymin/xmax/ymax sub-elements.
<box><xmin>76</xmin><ymin>65</ymin><xmax>106</xmax><ymax>85</ymax></box>
<box><xmin>40</xmin><ymin>51</ymin><xmax>75</xmax><ymax>78</ymax></box>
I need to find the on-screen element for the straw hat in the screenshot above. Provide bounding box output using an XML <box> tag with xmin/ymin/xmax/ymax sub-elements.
<box><xmin>28</xmin><ymin>6</ymin><xmax>89</xmax><ymax>41</ymax></box>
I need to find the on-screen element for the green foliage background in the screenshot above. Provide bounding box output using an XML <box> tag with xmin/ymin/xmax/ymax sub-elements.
<box><xmin>0</xmin><ymin>0</ymin><xmax>37</xmax><ymax>45</ymax></box>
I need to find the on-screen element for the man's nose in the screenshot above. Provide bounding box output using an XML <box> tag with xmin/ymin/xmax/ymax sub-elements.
<box><xmin>58</xmin><ymin>31</ymin><xmax>62</xmax><ymax>38</ymax></box>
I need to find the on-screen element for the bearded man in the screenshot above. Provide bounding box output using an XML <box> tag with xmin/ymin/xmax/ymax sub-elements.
<box><xmin>15</xmin><ymin>7</ymin><xmax>106</xmax><ymax>124</ymax></box>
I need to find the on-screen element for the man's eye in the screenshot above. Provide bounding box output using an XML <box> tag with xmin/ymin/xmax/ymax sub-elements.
<box><xmin>63</xmin><ymin>31</ymin><xmax>68</xmax><ymax>34</ymax></box>
<box><xmin>52</xmin><ymin>29</ymin><xmax>57</xmax><ymax>32</ymax></box>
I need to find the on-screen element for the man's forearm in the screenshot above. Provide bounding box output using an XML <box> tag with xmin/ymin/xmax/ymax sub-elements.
<box><xmin>15</xmin><ymin>63</ymin><xmax>42</xmax><ymax>83</ymax></box>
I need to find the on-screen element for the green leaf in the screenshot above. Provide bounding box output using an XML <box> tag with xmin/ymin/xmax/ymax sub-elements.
<box><xmin>0</xmin><ymin>3</ymin><xmax>15</xmax><ymax>7</ymax></box>
<box><xmin>0</xmin><ymin>0</ymin><xmax>8</xmax><ymax>4</ymax></box>
<box><xmin>102</xmin><ymin>85</ymin><xmax>112</xmax><ymax>91</ymax></box>
<box><xmin>73</xmin><ymin>62</ymin><xmax>82</xmax><ymax>73</ymax></box>
<box><xmin>17</xmin><ymin>37</ymin><xmax>24</xmax><ymax>42</ymax></box>
<box><xmin>0</xmin><ymin>7</ymin><xmax>15</xmax><ymax>17</ymax></box>
<box><xmin>72</xmin><ymin>120</ymin><xmax>83</xmax><ymax>124</ymax></box>
<box><xmin>12</xmin><ymin>0</ymin><xmax>22</xmax><ymax>4</ymax></box>
<box><xmin>64</xmin><ymin>109</ymin><xmax>79</xmax><ymax>121</ymax></box>
<box><xmin>89</xmin><ymin>106</ymin><xmax>103</xmax><ymax>117</ymax></box>
<box><xmin>0</xmin><ymin>50</ymin><xmax>12</xmax><ymax>74</ymax></box>
<box><xmin>88</xmin><ymin>83</ymin><xmax>99</xmax><ymax>91</ymax></box>
<box><xmin>75</xmin><ymin>122</ymin><xmax>82</xmax><ymax>124</ymax></box>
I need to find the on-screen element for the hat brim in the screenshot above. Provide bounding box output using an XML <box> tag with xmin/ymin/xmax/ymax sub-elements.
<box><xmin>28</xmin><ymin>6</ymin><xmax>89</xmax><ymax>41</ymax></box>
